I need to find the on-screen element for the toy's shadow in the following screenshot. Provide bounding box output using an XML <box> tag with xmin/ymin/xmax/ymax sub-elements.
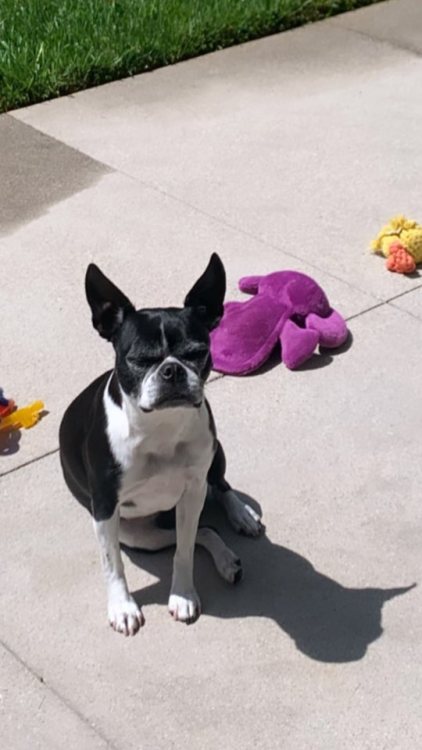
<box><xmin>125</xmin><ymin>493</ymin><xmax>414</xmax><ymax>663</ymax></box>
<box><xmin>230</xmin><ymin>331</ymin><xmax>353</xmax><ymax>377</ymax></box>
<box><xmin>0</xmin><ymin>409</ymin><xmax>49</xmax><ymax>457</ymax></box>
<box><xmin>0</xmin><ymin>427</ymin><xmax>21</xmax><ymax>455</ymax></box>
<box><xmin>297</xmin><ymin>330</ymin><xmax>354</xmax><ymax>372</ymax></box>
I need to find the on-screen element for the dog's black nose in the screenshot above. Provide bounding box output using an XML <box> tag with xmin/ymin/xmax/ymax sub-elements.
<box><xmin>159</xmin><ymin>361</ymin><xmax>185</xmax><ymax>383</ymax></box>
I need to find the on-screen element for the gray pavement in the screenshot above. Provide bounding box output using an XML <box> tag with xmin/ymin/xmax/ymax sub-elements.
<box><xmin>1</xmin><ymin>1</ymin><xmax>421</xmax><ymax>748</ymax></box>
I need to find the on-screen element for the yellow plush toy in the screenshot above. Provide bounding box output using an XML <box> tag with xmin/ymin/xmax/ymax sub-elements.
<box><xmin>371</xmin><ymin>215</ymin><xmax>422</xmax><ymax>273</ymax></box>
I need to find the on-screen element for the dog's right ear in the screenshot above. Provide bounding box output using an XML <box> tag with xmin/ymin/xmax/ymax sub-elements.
<box><xmin>85</xmin><ymin>264</ymin><xmax>135</xmax><ymax>341</ymax></box>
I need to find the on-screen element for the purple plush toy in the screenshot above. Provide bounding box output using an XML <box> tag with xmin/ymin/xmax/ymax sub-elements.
<box><xmin>210</xmin><ymin>271</ymin><xmax>348</xmax><ymax>374</ymax></box>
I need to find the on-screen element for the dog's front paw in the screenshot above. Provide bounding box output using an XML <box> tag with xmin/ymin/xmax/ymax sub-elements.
<box><xmin>108</xmin><ymin>596</ymin><xmax>145</xmax><ymax>636</ymax></box>
<box><xmin>168</xmin><ymin>590</ymin><xmax>201</xmax><ymax>625</ymax></box>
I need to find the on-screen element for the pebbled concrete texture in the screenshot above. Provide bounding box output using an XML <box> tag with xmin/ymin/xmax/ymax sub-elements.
<box><xmin>1</xmin><ymin>1</ymin><xmax>422</xmax><ymax>748</ymax></box>
<box><xmin>0</xmin><ymin>643</ymin><xmax>110</xmax><ymax>750</ymax></box>
<box><xmin>0</xmin><ymin>303</ymin><xmax>421</xmax><ymax>750</ymax></box>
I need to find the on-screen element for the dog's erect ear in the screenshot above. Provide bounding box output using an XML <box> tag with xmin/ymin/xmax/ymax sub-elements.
<box><xmin>85</xmin><ymin>264</ymin><xmax>135</xmax><ymax>341</ymax></box>
<box><xmin>184</xmin><ymin>253</ymin><xmax>226</xmax><ymax>330</ymax></box>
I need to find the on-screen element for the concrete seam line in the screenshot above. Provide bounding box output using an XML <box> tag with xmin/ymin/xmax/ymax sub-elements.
<box><xmin>385</xmin><ymin>283</ymin><xmax>422</xmax><ymax>303</ymax></box>
<box><xmin>0</xmin><ymin>448</ymin><xmax>59</xmax><ymax>478</ymax></box>
<box><xmin>339</xmin><ymin>24</ymin><xmax>422</xmax><ymax>59</ymax></box>
<box><xmin>345</xmin><ymin>300</ymin><xmax>388</xmax><ymax>322</ymax></box>
<box><xmin>207</xmin><ymin>373</ymin><xmax>225</xmax><ymax>385</ymax></box>
<box><xmin>387</xmin><ymin>301</ymin><xmax>422</xmax><ymax>322</ymax></box>
<box><xmin>346</xmin><ymin>295</ymin><xmax>422</xmax><ymax>325</ymax></box>
<box><xmin>0</xmin><ymin>638</ymin><xmax>119</xmax><ymax>750</ymax></box>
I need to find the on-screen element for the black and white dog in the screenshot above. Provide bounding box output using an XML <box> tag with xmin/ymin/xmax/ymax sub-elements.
<box><xmin>59</xmin><ymin>254</ymin><xmax>262</xmax><ymax>636</ymax></box>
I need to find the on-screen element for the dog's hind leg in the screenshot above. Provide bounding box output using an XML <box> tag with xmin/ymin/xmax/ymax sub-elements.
<box><xmin>208</xmin><ymin>442</ymin><xmax>263</xmax><ymax>537</ymax></box>
<box><xmin>197</xmin><ymin>526</ymin><xmax>242</xmax><ymax>584</ymax></box>
<box><xmin>119</xmin><ymin>517</ymin><xmax>242</xmax><ymax>584</ymax></box>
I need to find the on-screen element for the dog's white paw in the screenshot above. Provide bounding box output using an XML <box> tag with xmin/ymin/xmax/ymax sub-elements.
<box><xmin>227</xmin><ymin>494</ymin><xmax>263</xmax><ymax>537</ymax></box>
<box><xmin>108</xmin><ymin>596</ymin><xmax>145</xmax><ymax>636</ymax></box>
<box><xmin>168</xmin><ymin>590</ymin><xmax>201</xmax><ymax>624</ymax></box>
<box><xmin>216</xmin><ymin>548</ymin><xmax>243</xmax><ymax>584</ymax></box>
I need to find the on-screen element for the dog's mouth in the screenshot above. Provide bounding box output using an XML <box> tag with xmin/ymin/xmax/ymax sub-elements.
<box><xmin>141</xmin><ymin>394</ymin><xmax>202</xmax><ymax>413</ymax></box>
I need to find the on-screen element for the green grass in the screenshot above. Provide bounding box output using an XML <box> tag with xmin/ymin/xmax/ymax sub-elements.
<box><xmin>0</xmin><ymin>0</ymin><xmax>383</xmax><ymax>113</ymax></box>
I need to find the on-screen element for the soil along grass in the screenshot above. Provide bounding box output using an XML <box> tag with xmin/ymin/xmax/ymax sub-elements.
<box><xmin>0</xmin><ymin>0</ymin><xmax>383</xmax><ymax>113</ymax></box>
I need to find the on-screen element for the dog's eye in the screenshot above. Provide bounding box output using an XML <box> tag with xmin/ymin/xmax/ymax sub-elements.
<box><xmin>127</xmin><ymin>356</ymin><xmax>158</xmax><ymax>370</ymax></box>
<box><xmin>182</xmin><ymin>347</ymin><xmax>208</xmax><ymax>361</ymax></box>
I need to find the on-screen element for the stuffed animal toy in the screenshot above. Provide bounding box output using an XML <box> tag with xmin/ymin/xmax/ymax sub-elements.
<box><xmin>371</xmin><ymin>215</ymin><xmax>422</xmax><ymax>273</ymax></box>
<box><xmin>210</xmin><ymin>271</ymin><xmax>348</xmax><ymax>374</ymax></box>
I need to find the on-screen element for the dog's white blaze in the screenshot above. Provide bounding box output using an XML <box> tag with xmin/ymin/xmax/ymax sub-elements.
<box><xmin>104</xmin><ymin>378</ymin><xmax>214</xmax><ymax>517</ymax></box>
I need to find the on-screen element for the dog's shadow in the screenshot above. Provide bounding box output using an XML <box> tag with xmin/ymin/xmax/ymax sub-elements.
<box><xmin>125</xmin><ymin>494</ymin><xmax>415</xmax><ymax>664</ymax></box>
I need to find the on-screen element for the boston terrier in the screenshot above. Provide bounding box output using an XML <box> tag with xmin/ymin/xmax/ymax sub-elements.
<box><xmin>59</xmin><ymin>254</ymin><xmax>262</xmax><ymax>636</ymax></box>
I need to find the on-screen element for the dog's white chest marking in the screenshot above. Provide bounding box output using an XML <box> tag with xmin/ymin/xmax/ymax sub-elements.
<box><xmin>104</xmin><ymin>386</ymin><xmax>214</xmax><ymax>518</ymax></box>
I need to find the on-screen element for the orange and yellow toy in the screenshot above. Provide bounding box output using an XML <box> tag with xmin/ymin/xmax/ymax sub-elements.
<box><xmin>371</xmin><ymin>215</ymin><xmax>422</xmax><ymax>273</ymax></box>
<box><xmin>0</xmin><ymin>396</ymin><xmax>15</xmax><ymax>419</ymax></box>
<box><xmin>0</xmin><ymin>400</ymin><xmax>45</xmax><ymax>431</ymax></box>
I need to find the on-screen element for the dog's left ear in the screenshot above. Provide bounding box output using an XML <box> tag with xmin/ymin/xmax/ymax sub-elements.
<box><xmin>184</xmin><ymin>253</ymin><xmax>226</xmax><ymax>330</ymax></box>
<box><xmin>85</xmin><ymin>264</ymin><xmax>135</xmax><ymax>341</ymax></box>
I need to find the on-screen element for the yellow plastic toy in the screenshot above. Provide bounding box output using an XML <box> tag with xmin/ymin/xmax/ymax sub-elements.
<box><xmin>0</xmin><ymin>400</ymin><xmax>45</xmax><ymax>431</ymax></box>
<box><xmin>371</xmin><ymin>215</ymin><xmax>422</xmax><ymax>274</ymax></box>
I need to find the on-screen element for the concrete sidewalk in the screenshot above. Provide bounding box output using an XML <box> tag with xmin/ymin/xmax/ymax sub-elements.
<box><xmin>1</xmin><ymin>1</ymin><xmax>421</xmax><ymax>747</ymax></box>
